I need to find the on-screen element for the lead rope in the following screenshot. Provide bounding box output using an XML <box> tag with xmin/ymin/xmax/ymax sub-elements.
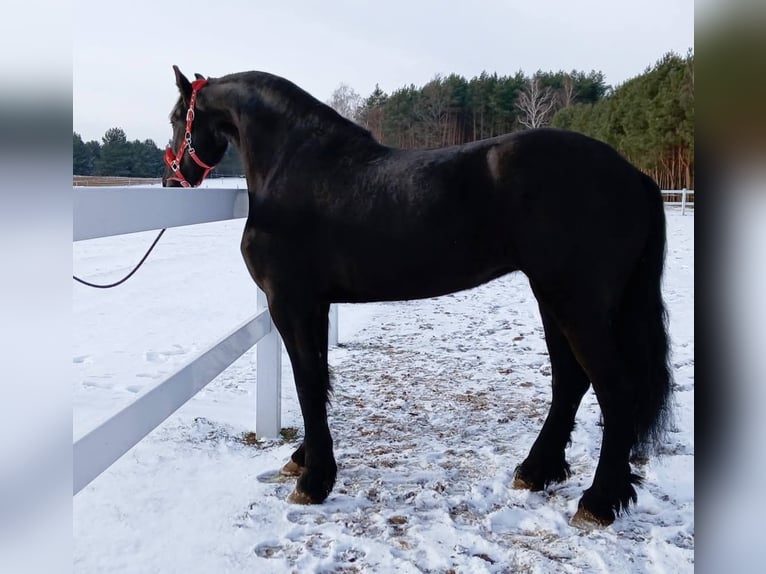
<box><xmin>73</xmin><ymin>228</ymin><xmax>166</xmax><ymax>289</ymax></box>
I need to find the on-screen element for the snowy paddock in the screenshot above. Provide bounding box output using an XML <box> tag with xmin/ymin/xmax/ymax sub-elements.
<box><xmin>73</xmin><ymin>186</ymin><xmax>693</xmax><ymax>573</ymax></box>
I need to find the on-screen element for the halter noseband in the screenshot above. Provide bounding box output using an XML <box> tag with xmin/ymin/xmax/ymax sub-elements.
<box><xmin>164</xmin><ymin>79</ymin><xmax>216</xmax><ymax>188</ymax></box>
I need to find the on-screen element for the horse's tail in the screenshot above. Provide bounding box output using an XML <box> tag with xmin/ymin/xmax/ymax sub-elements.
<box><xmin>620</xmin><ymin>173</ymin><xmax>674</xmax><ymax>457</ymax></box>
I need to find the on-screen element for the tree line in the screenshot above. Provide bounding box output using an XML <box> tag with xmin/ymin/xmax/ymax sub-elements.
<box><xmin>73</xmin><ymin>128</ymin><xmax>164</xmax><ymax>178</ymax></box>
<box><xmin>347</xmin><ymin>70</ymin><xmax>609</xmax><ymax>148</ymax></box>
<box><xmin>330</xmin><ymin>51</ymin><xmax>694</xmax><ymax>189</ymax></box>
<box><xmin>73</xmin><ymin>128</ymin><xmax>245</xmax><ymax>178</ymax></box>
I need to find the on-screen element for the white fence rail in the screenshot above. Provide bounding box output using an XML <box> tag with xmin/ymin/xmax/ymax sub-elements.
<box><xmin>661</xmin><ymin>189</ymin><xmax>694</xmax><ymax>215</ymax></box>
<box><xmin>73</xmin><ymin>187</ymin><xmax>249</xmax><ymax>240</ymax></box>
<box><xmin>73</xmin><ymin>186</ymin><xmax>338</xmax><ymax>495</ymax></box>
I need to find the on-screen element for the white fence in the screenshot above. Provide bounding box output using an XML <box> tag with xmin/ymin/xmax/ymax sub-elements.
<box><xmin>661</xmin><ymin>188</ymin><xmax>694</xmax><ymax>215</ymax></box>
<box><xmin>73</xmin><ymin>186</ymin><xmax>338</xmax><ymax>495</ymax></box>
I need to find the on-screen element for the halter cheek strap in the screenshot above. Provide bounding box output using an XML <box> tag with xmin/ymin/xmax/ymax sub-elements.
<box><xmin>164</xmin><ymin>79</ymin><xmax>216</xmax><ymax>188</ymax></box>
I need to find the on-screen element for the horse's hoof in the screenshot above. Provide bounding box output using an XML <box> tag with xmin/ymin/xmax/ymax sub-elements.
<box><xmin>570</xmin><ymin>507</ymin><xmax>612</xmax><ymax>529</ymax></box>
<box><xmin>512</xmin><ymin>476</ymin><xmax>536</xmax><ymax>490</ymax></box>
<box><xmin>287</xmin><ymin>489</ymin><xmax>321</xmax><ymax>505</ymax></box>
<box><xmin>280</xmin><ymin>460</ymin><xmax>304</xmax><ymax>477</ymax></box>
<box><xmin>512</xmin><ymin>469</ymin><xmax>546</xmax><ymax>491</ymax></box>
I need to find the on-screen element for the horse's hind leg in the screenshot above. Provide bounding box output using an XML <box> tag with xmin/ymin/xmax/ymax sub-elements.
<box><xmin>566</xmin><ymin>320</ymin><xmax>642</xmax><ymax>527</ymax></box>
<box><xmin>267</xmin><ymin>295</ymin><xmax>336</xmax><ymax>504</ymax></box>
<box><xmin>514</xmin><ymin>305</ymin><xmax>590</xmax><ymax>491</ymax></box>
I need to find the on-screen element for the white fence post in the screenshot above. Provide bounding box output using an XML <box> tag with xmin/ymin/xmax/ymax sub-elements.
<box><xmin>328</xmin><ymin>304</ymin><xmax>339</xmax><ymax>347</ymax></box>
<box><xmin>256</xmin><ymin>289</ymin><xmax>282</xmax><ymax>438</ymax></box>
<box><xmin>681</xmin><ymin>188</ymin><xmax>687</xmax><ymax>216</ymax></box>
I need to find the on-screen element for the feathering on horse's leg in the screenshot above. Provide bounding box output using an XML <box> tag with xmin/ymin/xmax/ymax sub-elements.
<box><xmin>514</xmin><ymin>304</ymin><xmax>590</xmax><ymax>491</ymax></box>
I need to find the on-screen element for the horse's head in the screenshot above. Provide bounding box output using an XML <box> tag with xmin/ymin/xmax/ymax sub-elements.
<box><xmin>163</xmin><ymin>66</ymin><xmax>229</xmax><ymax>187</ymax></box>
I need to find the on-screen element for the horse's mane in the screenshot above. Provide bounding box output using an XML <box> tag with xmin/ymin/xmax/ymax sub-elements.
<box><xmin>216</xmin><ymin>71</ymin><xmax>376</xmax><ymax>142</ymax></box>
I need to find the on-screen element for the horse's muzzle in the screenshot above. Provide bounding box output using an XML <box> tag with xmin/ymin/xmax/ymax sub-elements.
<box><xmin>162</xmin><ymin>176</ymin><xmax>183</xmax><ymax>187</ymax></box>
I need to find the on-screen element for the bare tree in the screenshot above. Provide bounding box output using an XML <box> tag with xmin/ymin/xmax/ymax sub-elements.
<box><xmin>559</xmin><ymin>74</ymin><xmax>578</xmax><ymax>108</ymax></box>
<box><xmin>516</xmin><ymin>77</ymin><xmax>558</xmax><ymax>129</ymax></box>
<box><xmin>326</xmin><ymin>83</ymin><xmax>362</xmax><ymax>122</ymax></box>
<box><xmin>686</xmin><ymin>47</ymin><xmax>694</xmax><ymax>95</ymax></box>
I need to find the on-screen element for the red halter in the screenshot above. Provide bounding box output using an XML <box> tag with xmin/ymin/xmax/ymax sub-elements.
<box><xmin>164</xmin><ymin>79</ymin><xmax>216</xmax><ymax>188</ymax></box>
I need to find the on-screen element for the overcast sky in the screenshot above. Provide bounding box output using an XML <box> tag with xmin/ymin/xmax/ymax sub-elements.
<box><xmin>73</xmin><ymin>0</ymin><xmax>693</xmax><ymax>146</ymax></box>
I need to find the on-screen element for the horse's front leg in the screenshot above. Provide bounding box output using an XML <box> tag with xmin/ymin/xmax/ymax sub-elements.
<box><xmin>267</xmin><ymin>295</ymin><xmax>335</xmax><ymax>504</ymax></box>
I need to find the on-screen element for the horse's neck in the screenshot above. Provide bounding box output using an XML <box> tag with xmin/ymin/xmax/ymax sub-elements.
<box><xmin>230</xmin><ymin>112</ymin><xmax>294</xmax><ymax>194</ymax></box>
<box><xmin>204</xmin><ymin>86</ymin><xmax>281</xmax><ymax>190</ymax></box>
<box><xmin>210</xmin><ymin>79</ymin><xmax>379</xmax><ymax>193</ymax></box>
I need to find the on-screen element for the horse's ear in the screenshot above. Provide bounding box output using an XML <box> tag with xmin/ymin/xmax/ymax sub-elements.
<box><xmin>173</xmin><ymin>65</ymin><xmax>192</xmax><ymax>105</ymax></box>
<box><xmin>194</xmin><ymin>73</ymin><xmax>206</xmax><ymax>81</ymax></box>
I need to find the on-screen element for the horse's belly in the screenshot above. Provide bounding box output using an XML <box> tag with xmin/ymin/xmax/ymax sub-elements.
<box><xmin>329</xmin><ymin>242</ymin><xmax>516</xmax><ymax>303</ymax></box>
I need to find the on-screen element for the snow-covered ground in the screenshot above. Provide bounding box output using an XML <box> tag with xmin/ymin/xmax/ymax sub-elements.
<box><xmin>73</xmin><ymin>182</ymin><xmax>693</xmax><ymax>573</ymax></box>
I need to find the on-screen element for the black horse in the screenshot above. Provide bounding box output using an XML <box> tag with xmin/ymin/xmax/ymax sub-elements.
<box><xmin>164</xmin><ymin>66</ymin><xmax>672</xmax><ymax>527</ymax></box>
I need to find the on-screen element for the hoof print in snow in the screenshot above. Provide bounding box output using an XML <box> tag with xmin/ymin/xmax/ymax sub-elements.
<box><xmin>145</xmin><ymin>345</ymin><xmax>187</xmax><ymax>363</ymax></box>
<box><xmin>387</xmin><ymin>515</ymin><xmax>408</xmax><ymax>525</ymax></box>
<box><xmin>253</xmin><ymin>541</ymin><xmax>284</xmax><ymax>559</ymax></box>
<box><xmin>335</xmin><ymin>546</ymin><xmax>366</xmax><ymax>565</ymax></box>
<box><xmin>285</xmin><ymin>510</ymin><xmax>326</xmax><ymax>526</ymax></box>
